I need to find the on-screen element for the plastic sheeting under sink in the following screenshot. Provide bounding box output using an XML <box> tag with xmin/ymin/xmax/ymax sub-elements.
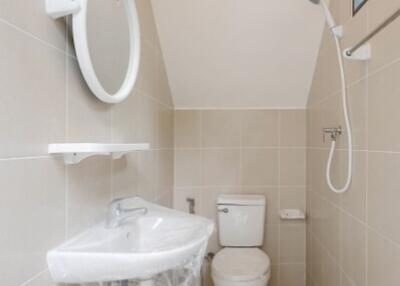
<box><xmin>47</xmin><ymin>198</ymin><xmax>214</xmax><ymax>285</ymax></box>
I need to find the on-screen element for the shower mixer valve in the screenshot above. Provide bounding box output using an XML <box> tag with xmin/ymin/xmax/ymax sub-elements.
<box><xmin>323</xmin><ymin>126</ymin><xmax>342</xmax><ymax>142</ymax></box>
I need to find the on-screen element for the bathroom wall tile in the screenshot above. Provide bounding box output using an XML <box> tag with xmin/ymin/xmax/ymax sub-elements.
<box><xmin>111</xmin><ymin>154</ymin><xmax>139</xmax><ymax>198</ymax></box>
<box><xmin>174</xmin><ymin>110</ymin><xmax>201</xmax><ymax>149</ymax></box>
<box><xmin>158</xmin><ymin>104</ymin><xmax>174</xmax><ymax>148</ymax></box>
<box><xmin>269</xmin><ymin>265</ymin><xmax>279</xmax><ymax>286</ymax></box>
<box><xmin>368</xmin><ymin>61</ymin><xmax>400</xmax><ymax>151</ymax></box>
<box><xmin>340</xmin><ymin>212</ymin><xmax>366</xmax><ymax>286</ymax></box>
<box><xmin>67</xmin><ymin>58</ymin><xmax>112</xmax><ymax>143</ymax></box>
<box><xmin>280</xmin><ymin>225</ymin><xmax>306</xmax><ymax>263</ymax></box>
<box><xmin>67</xmin><ymin>157</ymin><xmax>111</xmax><ymax>237</ymax></box>
<box><xmin>0</xmin><ymin>0</ymin><xmax>67</xmax><ymax>51</ymax></box>
<box><xmin>156</xmin><ymin>50</ymin><xmax>174</xmax><ymax>107</ymax></box>
<box><xmin>174</xmin><ymin>149</ymin><xmax>201</xmax><ymax>187</ymax></box>
<box><xmin>136</xmin><ymin>0</ymin><xmax>162</xmax><ymax>50</ymax></box>
<box><xmin>136</xmin><ymin>93</ymin><xmax>160</xmax><ymax>148</ymax></box>
<box><xmin>201</xmin><ymin>110</ymin><xmax>241</xmax><ymax>147</ymax></box>
<box><xmin>280</xmin><ymin>110</ymin><xmax>306</xmax><ymax>147</ymax></box>
<box><xmin>341</xmin><ymin>3</ymin><xmax>368</xmax><ymax>85</ymax></box>
<box><xmin>173</xmin><ymin>187</ymin><xmax>202</xmax><ymax>214</ymax></box>
<box><xmin>279</xmin><ymin>264</ymin><xmax>306</xmax><ymax>286</ymax></box>
<box><xmin>240</xmin><ymin>110</ymin><xmax>279</xmax><ymax>147</ymax></box>
<box><xmin>368</xmin><ymin>0</ymin><xmax>400</xmax><ymax>72</ymax></box>
<box><xmin>136</xmin><ymin>41</ymin><xmax>159</xmax><ymax>100</ymax></box>
<box><xmin>367</xmin><ymin>229</ymin><xmax>400</xmax><ymax>286</ymax></box>
<box><xmin>280</xmin><ymin>149</ymin><xmax>306</xmax><ymax>186</ymax></box>
<box><xmin>262</xmin><ymin>224</ymin><xmax>280</xmax><ymax>264</ymax></box>
<box><xmin>111</xmin><ymin>90</ymin><xmax>141</xmax><ymax>143</ymax></box>
<box><xmin>135</xmin><ymin>150</ymin><xmax>158</xmax><ymax>201</ymax></box>
<box><xmin>340</xmin><ymin>151</ymin><xmax>367</xmax><ymax>222</ymax></box>
<box><xmin>367</xmin><ymin>152</ymin><xmax>400</xmax><ymax>245</ymax></box>
<box><xmin>0</xmin><ymin>158</ymin><xmax>65</xmax><ymax>286</ymax></box>
<box><xmin>345</xmin><ymin>80</ymin><xmax>367</xmax><ymax>150</ymax></box>
<box><xmin>280</xmin><ymin>187</ymin><xmax>306</xmax><ymax>214</ymax></box>
<box><xmin>202</xmin><ymin>149</ymin><xmax>240</xmax><ymax>186</ymax></box>
<box><xmin>157</xmin><ymin>149</ymin><xmax>174</xmax><ymax>191</ymax></box>
<box><xmin>0</xmin><ymin>22</ymin><xmax>66</xmax><ymax>158</ymax></box>
<box><xmin>241</xmin><ymin>148</ymin><xmax>279</xmax><ymax>186</ymax></box>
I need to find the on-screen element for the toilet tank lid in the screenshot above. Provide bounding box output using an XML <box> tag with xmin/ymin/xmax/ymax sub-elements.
<box><xmin>217</xmin><ymin>194</ymin><xmax>266</xmax><ymax>206</ymax></box>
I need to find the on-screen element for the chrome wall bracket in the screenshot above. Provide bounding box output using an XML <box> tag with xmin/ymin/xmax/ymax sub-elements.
<box><xmin>344</xmin><ymin>43</ymin><xmax>371</xmax><ymax>61</ymax></box>
<box><xmin>323</xmin><ymin>126</ymin><xmax>342</xmax><ymax>142</ymax></box>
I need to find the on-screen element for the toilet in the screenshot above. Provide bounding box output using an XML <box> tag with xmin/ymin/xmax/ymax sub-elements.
<box><xmin>211</xmin><ymin>195</ymin><xmax>271</xmax><ymax>286</ymax></box>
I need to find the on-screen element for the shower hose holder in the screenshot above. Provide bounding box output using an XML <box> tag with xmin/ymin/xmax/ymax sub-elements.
<box><xmin>323</xmin><ymin>126</ymin><xmax>342</xmax><ymax>142</ymax></box>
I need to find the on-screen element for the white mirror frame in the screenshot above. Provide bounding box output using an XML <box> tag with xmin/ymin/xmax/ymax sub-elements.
<box><xmin>46</xmin><ymin>0</ymin><xmax>141</xmax><ymax>104</ymax></box>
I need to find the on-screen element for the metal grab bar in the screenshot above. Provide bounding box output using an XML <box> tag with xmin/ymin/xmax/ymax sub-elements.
<box><xmin>346</xmin><ymin>8</ymin><xmax>400</xmax><ymax>57</ymax></box>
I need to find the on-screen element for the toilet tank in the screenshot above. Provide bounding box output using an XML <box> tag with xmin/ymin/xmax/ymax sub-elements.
<box><xmin>217</xmin><ymin>194</ymin><xmax>266</xmax><ymax>247</ymax></box>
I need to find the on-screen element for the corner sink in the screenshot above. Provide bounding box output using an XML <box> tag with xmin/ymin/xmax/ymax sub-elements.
<box><xmin>47</xmin><ymin>198</ymin><xmax>214</xmax><ymax>284</ymax></box>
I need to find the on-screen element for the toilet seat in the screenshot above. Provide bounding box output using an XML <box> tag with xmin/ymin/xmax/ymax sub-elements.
<box><xmin>212</xmin><ymin>248</ymin><xmax>271</xmax><ymax>282</ymax></box>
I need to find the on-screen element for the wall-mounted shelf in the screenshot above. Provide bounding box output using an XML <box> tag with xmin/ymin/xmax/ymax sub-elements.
<box><xmin>48</xmin><ymin>143</ymin><xmax>150</xmax><ymax>165</ymax></box>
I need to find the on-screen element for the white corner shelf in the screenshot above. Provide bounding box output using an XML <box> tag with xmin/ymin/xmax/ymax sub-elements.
<box><xmin>48</xmin><ymin>143</ymin><xmax>150</xmax><ymax>165</ymax></box>
<box><xmin>279</xmin><ymin>209</ymin><xmax>306</xmax><ymax>220</ymax></box>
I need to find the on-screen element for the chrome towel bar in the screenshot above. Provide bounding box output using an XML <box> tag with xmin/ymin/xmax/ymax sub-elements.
<box><xmin>346</xmin><ymin>8</ymin><xmax>400</xmax><ymax>57</ymax></box>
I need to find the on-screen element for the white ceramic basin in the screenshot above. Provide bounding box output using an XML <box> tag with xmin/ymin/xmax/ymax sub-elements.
<box><xmin>47</xmin><ymin>198</ymin><xmax>214</xmax><ymax>284</ymax></box>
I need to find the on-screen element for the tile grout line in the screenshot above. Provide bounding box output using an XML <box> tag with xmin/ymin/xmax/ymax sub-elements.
<box><xmin>277</xmin><ymin>110</ymin><xmax>282</xmax><ymax>286</ymax></box>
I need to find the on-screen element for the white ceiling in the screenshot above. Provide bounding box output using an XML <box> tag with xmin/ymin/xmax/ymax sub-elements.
<box><xmin>151</xmin><ymin>0</ymin><xmax>326</xmax><ymax>109</ymax></box>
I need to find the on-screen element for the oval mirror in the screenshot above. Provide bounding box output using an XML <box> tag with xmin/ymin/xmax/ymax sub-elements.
<box><xmin>72</xmin><ymin>0</ymin><xmax>140</xmax><ymax>104</ymax></box>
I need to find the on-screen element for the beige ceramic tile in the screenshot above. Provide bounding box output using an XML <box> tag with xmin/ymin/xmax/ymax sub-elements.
<box><xmin>202</xmin><ymin>149</ymin><xmax>240</xmax><ymax>186</ymax></box>
<box><xmin>367</xmin><ymin>229</ymin><xmax>400</xmax><ymax>286</ymax></box>
<box><xmin>0</xmin><ymin>22</ymin><xmax>66</xmax><ymax>158</ymax></box>
<box><xmin>0</xmin><ymin>158</ymin><xmax>65</xmax><ymax>286</ymax></box>
<box><xmin>0</xmin><ymin>0</ymin><xmax>67</xmax><ymax>50</ymax></box>
<box><xmin>279</xmin><ymin>264</ymin><xmax>306</xmax><ymax>286</ymax></box>
<box><xmin>157</xmin><ymin>149</ymin><xmax>174</xmax><ymax>191</ymax></box>
<box><xmin>136</xmin><ymin>150</ymin><xmax>158</xmax><ymax>201</ymax></box>
<box><xmin>367</xmin><ymin>152</ymin><xmax>400</xmax><ymax>245</ymax></box>
<box><xmin>136</xmin><ymin>0</ymin><xmax>162</xmax><ymax>50</ymax></box>
<box><xmin>67</xmin><ymin>157</ymin><xmax>111</xmax><ymax>237</ymax></box>
<box><xmin>157</xmin><ymin>105</ymin><xmax>174</xmax><ymax>149</ymax></box>
<box><xmin>68</xmin><ymin>58</ymin><xmax>111</xmax><ymax>143</ymax></box>
<box><xmin>280</xmin><ymin>225</ymin><xmax>306</xmax><ymax>263</ymax></box>
<box><xmin>111</xmin><ymin>153</ymin><xmax>139</xmax><ymax>198</ymax></box>
<box><xmin>262</xmin><ymin>224</ymin><xmax>280</xmax><ymax>264</ymax></box>
<box><xmin>241</xmin><ymin>148</ymin><xmax>279</xmax><ymax>186</ymax></box>
<box><xmin>240</xmin><ymin>110</ymin><xmax>279</xmax><ymax>147</ymax></box>
<box><xmin>280</xmin><ymin>187</ymin><xmax>306</xmax><ymax>214</ymax></box>
<box><xmin>340</xmin><ymin>151</ymin><xmax>367</xmax><ymax>222</ymax></box>
<box><xmin>156</xmin><ymin>50</ymin><xmax>174</xmax><ymax>107</ymax></box>
<box><xmin>280</xmin><ymin>110</ymin><xmax>306</xmax><ymax>147</ymax></box>
<box><xmin>368</xmin><ymin>61</ymin><xmax>400</xmax><ymax>151</ymax></box>
<box><xmin>174</xmin><ymin>149</ymin><xmax>201</xmax><ymax>187</ymax></box>
<box><xmin>280</xmin><ymin>149</ymin><xmax>306</xmax><ymax>186</ymax></box>
<box><xmin>340</xmin><ymin>212</ymin><xmax>366</xmax><ymax>286</ymax></box>
<box><xmin>368</xmin><ymin>0</ymin><xmax>400</xmax><ymax>72</ymax></box>
<box><xmin>136</xmin><ymin>41</ymin><xmax>159</xmax><ymax>99</ymax></box>
<box><xmin>174</xmin><ymin>110</ymin><xmax>201</xmax><ymax>148</ymax></box>
<box><xmin>173</xmin><ymin>187</ymin><xmax>202</xmax><ymax>214</ymax></box>
<box><xmin>111</xmin><ymin>90</ymin><xmax>141</xmax><ymax>143</ymax></box>
<box><xmin>201</xmin><ymin>110</ymin><xmax>241</xmax><ymax>147</ymax></box>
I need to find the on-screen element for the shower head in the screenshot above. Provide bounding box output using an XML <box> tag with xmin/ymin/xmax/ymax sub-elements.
<box><xmin>308</xmin><ymin>0</ymin><xmax>336</xmax><ymax>29</ymax></box>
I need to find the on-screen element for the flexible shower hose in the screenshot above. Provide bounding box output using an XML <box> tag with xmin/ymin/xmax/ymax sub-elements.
<box><xmin>325</xmin><ymin>33</ymin><xmax>353</xmax><ymax>193</ymax></box>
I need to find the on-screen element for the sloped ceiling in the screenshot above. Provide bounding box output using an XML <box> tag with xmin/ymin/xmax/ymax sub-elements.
<box><xmin>151</xmin><ymin>0</ymin><xmax>326</xmax><ymax>109</ymax></box>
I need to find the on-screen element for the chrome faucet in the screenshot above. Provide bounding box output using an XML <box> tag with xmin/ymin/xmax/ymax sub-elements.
<box><xmin>105</xmin><ymin>197</ymin><xmax>148</xmax><ymax>229</ymax></box>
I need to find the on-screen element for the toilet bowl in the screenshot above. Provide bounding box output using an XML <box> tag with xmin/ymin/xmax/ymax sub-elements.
<box><xmin>212</xmin><ymin>248</ymin><xmax>271</xmax><ymax>286</ymax></box>
<box><xmin>211</xmin><ymin>195</ymin><xmax>271</xmax><ymax>286</ymax></box>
